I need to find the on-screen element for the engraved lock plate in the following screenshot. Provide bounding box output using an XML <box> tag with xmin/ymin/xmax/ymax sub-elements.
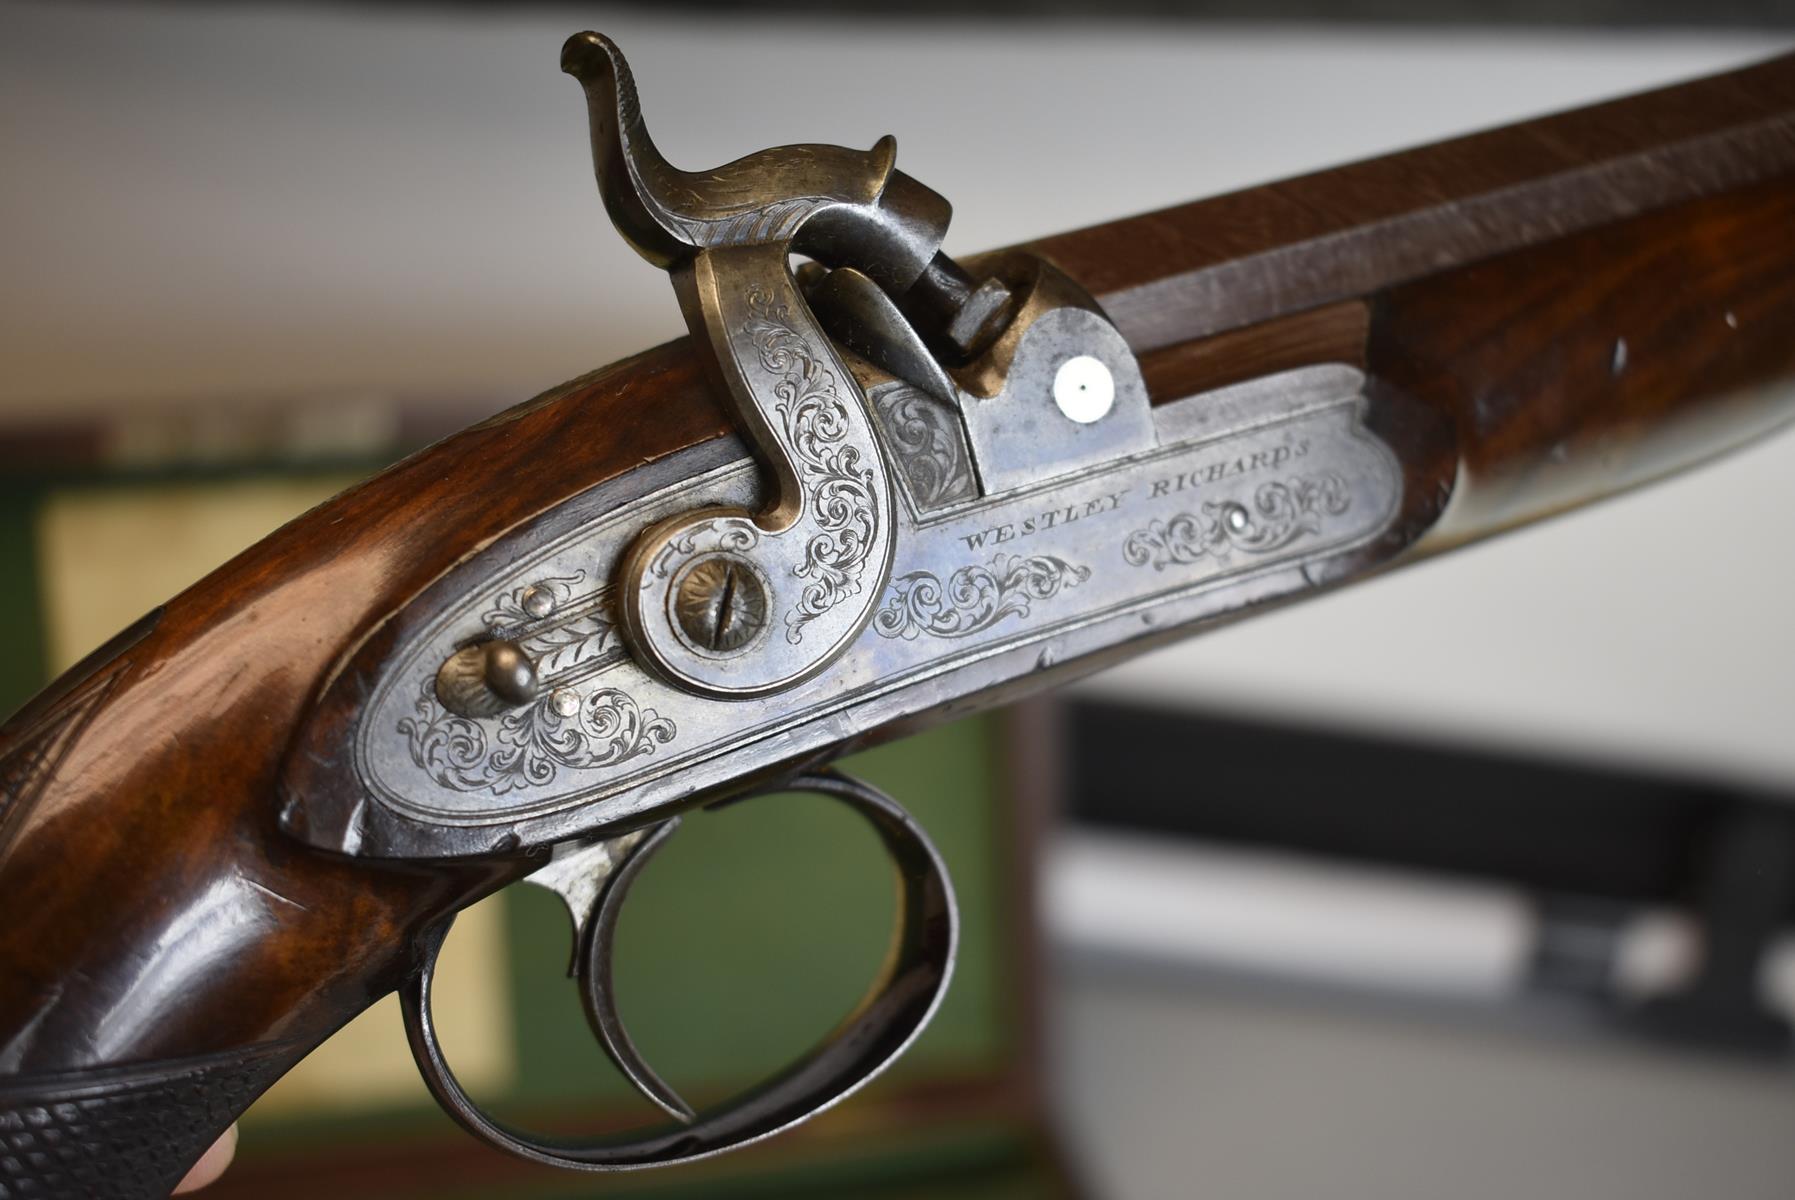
<box><xmin>281</xmin><ymin>364</ymin><xmax>1404</xmax><ymax>858</ymax></box>
<box><xmin>278</xmin><ymin>35</ymin><xmax>1411</xmax><ymax>858</ymax></box>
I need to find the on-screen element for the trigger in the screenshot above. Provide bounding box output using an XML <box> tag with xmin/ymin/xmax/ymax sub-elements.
<box><xmin>523</xmin><ymin>820</ymin><xmax>696</xmax><ymax>1124</ymax></box>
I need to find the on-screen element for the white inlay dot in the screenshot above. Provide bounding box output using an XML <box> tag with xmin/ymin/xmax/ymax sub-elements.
<box><xmin>1053</xmin><ymin>355</ymin><xmax>1114</xmax><ymax>424</ymax></box>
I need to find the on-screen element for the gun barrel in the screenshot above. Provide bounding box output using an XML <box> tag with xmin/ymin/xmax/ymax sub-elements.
<box><xmin>1034</xmin><ymin>51</ymin><xmax>1795</xmax><ymax>552</ymax></box>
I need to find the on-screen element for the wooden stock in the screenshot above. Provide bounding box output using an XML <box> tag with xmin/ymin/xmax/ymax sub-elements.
<box><xmin>2</xmin><ymin>51</ymin><xmax>1793</xmax><ymax>1198</ymax></box>
<box><xmin>0</xmin><ymin>348</ymin><xmax>731</xmax><ymax>1195</ymax></box>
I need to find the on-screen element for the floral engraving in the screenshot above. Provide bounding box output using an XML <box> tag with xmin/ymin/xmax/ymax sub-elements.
<box><xmin>525</xmin><ymin>610</ymin><xmax>620</xmax><ymax>678</ymax></box>
<box><xmin>873</xmin><ymin>554</ymin><xmax>1091</xmax><ymax>640</ymax></box>
<box><xmin>400</xmin><ymin>681</ymin><xmax>676</xmax><ymax>795</ymax></box>
<box><xmin>647</xmin><ymin>524</ymin><xmax>760</xmax><ymax>580</ymax></box>
<box><xmin>873</xmin><ymin>385</ymin><xmax>977</xmax><ymax>510</ymax></box>
<box><xmin>743</xmin><ymin>288</ymin><xmax>880</xmax><ymax>644</ymax></box>
<box><xmin>481</xmin><ymin>573</ymin><xmax>584</xmax><ymax>632</ymax></box>
<box><xmin>481</xmin><ymin>572</ymin><xmax>622</xmax><ymax>679</ymax></box>
<box><xmin>1124</xmin><ymin>474</ymin><xmax>1352</xmax><ymax>571</ymax></box>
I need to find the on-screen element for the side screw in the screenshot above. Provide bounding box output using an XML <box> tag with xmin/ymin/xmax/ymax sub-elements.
<box><xmin>673</xmin><ymin>557</ymin><xmax>767</xmax><ymax>654</ymax></box>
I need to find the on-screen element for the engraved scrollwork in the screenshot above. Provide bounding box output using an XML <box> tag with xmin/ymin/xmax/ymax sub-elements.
<box><xmin>873</xmin><ymin>385</ymin><xmax>977</xmax><ymax>510</ymax></box>
<box><xmin>648</xmin><ymin>524</ymin><xmax>760</xmax><ymax>580</ymax></box>
<box><xmin>481</xmin><ymin>572</ymin><xmax>622</xmax><ymax>679</ymax></box>
<box><xmin>743</xmin><ymin>288</ymin><xmax>880</xmax><ymax>644</ymax></box>
<box><xmin>873</xmin><ymin>553</ymin><xmax>1091</xmax><ymax>640</ymax></box>
<box><xmin>399</xmin><ymin>680</ymin><xmax>676</xmax><ymax>795</ymax></box>
<box><xmin>1124</xmin><ymin>473</ymin><xmax>1353</xmax><ymax>571</ymax></box>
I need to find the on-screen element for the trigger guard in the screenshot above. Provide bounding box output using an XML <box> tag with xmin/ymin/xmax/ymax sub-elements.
<box><xmin>398</xmin><ymin>769</ymin><xmax>958</xmax><ymax>1171</ymax></box>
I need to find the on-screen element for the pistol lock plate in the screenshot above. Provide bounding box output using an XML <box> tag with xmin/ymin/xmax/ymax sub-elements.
<box><xmin>278</xmin><ymin>30</ymin><xmax>1404</xmax><ymax>1174</ymax></box>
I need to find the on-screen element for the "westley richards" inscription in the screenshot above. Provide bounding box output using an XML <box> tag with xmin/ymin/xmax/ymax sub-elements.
<box><xmin>958</xmin><ymin>437</ymin><xmax>1313</xmax><ymax>552</ymax></box>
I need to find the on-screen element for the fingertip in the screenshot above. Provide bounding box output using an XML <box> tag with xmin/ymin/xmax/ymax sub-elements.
<box><xmin>172</xmin><ymin>1124</ymin><xmax>238</xmax><ymax>1194</ymax></box>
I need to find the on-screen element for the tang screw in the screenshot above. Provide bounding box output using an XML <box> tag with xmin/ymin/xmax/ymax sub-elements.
<box><xmin>435</xmin><ymin>639</ymin><xmax>540</xmax><ymax>718</ymax></box>
<box><xmin>672</xmin><ymin>556</ymin><xmax>768</xmax><ymax>655</ymax></box>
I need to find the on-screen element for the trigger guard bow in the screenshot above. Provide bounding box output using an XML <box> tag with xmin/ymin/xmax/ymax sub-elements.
<box><xmin>398</xmin><ymin>769</ymin><xmax>958</xmax><ymax>1171</ymax></box>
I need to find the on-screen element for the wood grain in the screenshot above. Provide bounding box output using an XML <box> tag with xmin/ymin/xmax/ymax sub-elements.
<box><xmin>0</xmin><ymin>343</ymin><xmax>729</xmax><ymax>1076</ymax></box>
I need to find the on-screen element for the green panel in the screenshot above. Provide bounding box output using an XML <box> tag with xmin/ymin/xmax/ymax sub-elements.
<box><xmin>0</xmin><ymin>487</ymin><xmax>48</xmax><ymax>714</ymax></box>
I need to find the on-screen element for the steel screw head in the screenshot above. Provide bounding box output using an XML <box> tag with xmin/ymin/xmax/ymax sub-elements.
<box><xmin>435</xmin><ymin>639</ymin><xmax>540</xmax><ymax>718</ymax></box>
<box><xmin>945</xmin><ymin>277</ymin><xmax>1014</xmax><ymax>358</ymax></box>
<box><xmin>521</xmin><ymin>584</ymin><xmax>557</xmax><ymax>619</ymax></box>
<box><xmin>672</xmin><ymin>556</ymin><xmax>768</xmax><ymax>654</ymax></box>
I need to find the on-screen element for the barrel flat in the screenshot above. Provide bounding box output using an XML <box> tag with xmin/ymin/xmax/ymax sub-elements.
<box><xmin>1033</xmin><ymin>52</ymin><xmax>1795</xmax><ymax>349</ymax></box>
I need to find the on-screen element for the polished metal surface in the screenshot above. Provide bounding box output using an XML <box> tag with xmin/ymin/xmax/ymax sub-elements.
<box><xmin>524</xmin><ymin>820</ymin><xmax>694</xmax><ymax>1123</ymax></box>
<box><xmin>283</xmin><ymin>30</ymin><xmax>1412</xmax><ymax>1180</ymax></box>
<box><xmin>805</xmin><ymin>265</ymin><xmax>959</xmax><ymax>407</ymax></box>
<box><xmin>671</xmin><ymin>556</ymin><xmax>769</xmax><ymax>654</ymax></box>
<box><xmin>289</xmin><ymin>361</ymin><xmax>1400</xmax><ymax>859</ymax></box>
<box><xmin>281</xmin><ymin>35</ymin><xmax>1406</xmax><ymax>861</ymax></box>
<box><xmin>400</xmin><ymin>769</ymin><xmax>956</xmax><ymax>1171</ymax></box>
<box><xmin>955</xmin><ymin>258</ymin><xmax>1154</xmax><ymax>495</ymax></box>
<box><xmin>564</xmin><ymin>32</ymin><xmax>966</xmax><ymax>700</ymax></box>
<box><xmin>433</xmin><ymin>640</ymin><xmax>539</xmax><ymax>719</ymax></box>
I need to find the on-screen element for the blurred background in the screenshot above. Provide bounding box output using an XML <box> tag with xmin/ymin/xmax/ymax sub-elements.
<box><xmin>5</xmin><ymin>2</ymin><xmax>1795</xmax><ymax>1197</ymax></box>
